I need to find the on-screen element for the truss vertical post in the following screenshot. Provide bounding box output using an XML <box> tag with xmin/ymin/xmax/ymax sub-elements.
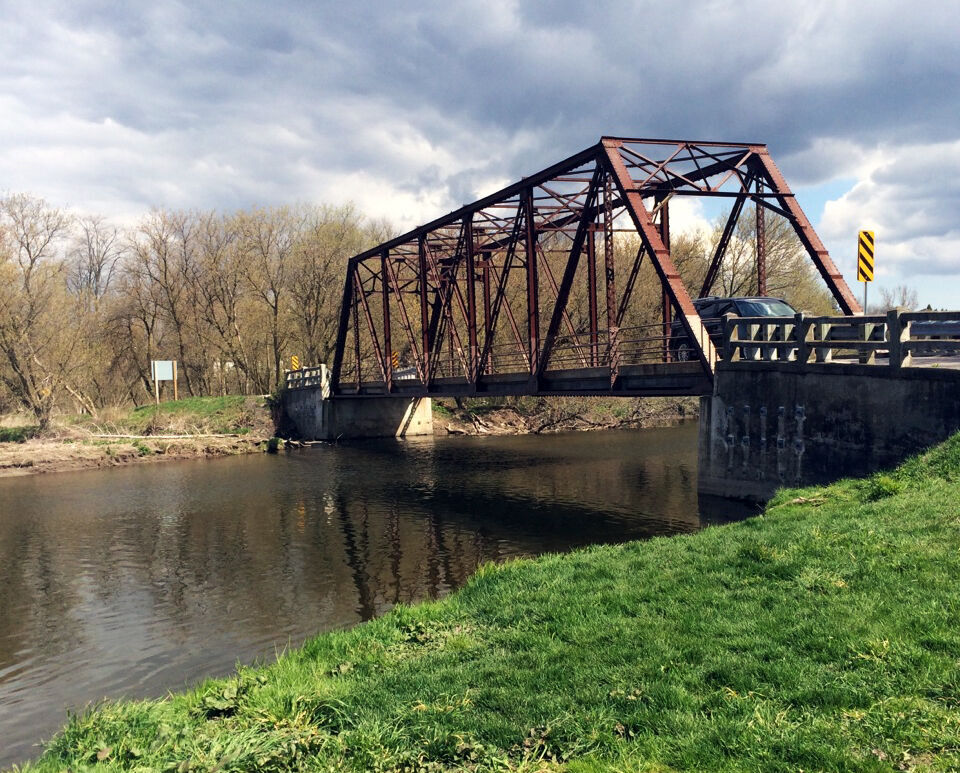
<box><xmin>418</xmin><ymin>235</ymin><xmax>430</xmax><ymax>386</ymax></box>
<box><xmin>658</xmin><ymin>195</ymin><xmax>672</xmax><ymax>362</ymax></box>
<box><xmin>523</xmin><ymin>187</ymin><xmax>539</xmax><ymax>377</ymax></box>
<box><xmin>351</xmin><ymin>285</ymin><xmax>362</xmax><ymax>392</ymax></box>
<box><xmin>381</xmin><ymin>250</ymin><xmax>392</xmax><ymax>392</ymax></box>
<box><xmin>464</xmin><ymin>216</ymin><xmax>478</xmax><ymax>384</ymax></box>
<box><xmin>481</xmin><ymin>247</ymin><xmax>492</xmax><ymax>375</ymax></box>
<box><xmin>383</xmin><ymin>256</ymin><xmax>425</xmax><ymax>382</ymax></box>
<box><xmin>603</xmin><ymin>173</ymin><xmax>619</xmax><ymax>384</ymax></box>
<box><xmin>354</xmin><ymin>273</ymin><xmax>387</xmax><ymax>383</ymax></box>
<box><xmin>587</xmin><ymin>225</ymin><xmax>599</xmax><ymax>367</ymax></box>
<box><xmin>756</xmin><ymin>179</ymin><xmax>767</xmax><ymax>295</ymax></box>
<box><xmin>330</xmin><ymin>259</ymin><xmax>355</xmax><ymax>393</ymax></box>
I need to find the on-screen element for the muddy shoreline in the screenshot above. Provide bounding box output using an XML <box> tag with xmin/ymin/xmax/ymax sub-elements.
<box><xmin>0</xmin><ymin>434</ymin><xmax>269</xmax><ymax>478</ymax></box>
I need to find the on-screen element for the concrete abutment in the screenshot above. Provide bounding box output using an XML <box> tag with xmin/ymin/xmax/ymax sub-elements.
<box><xmin>282</xmin><ymin>389</ymin><xmax>433</xmax><ymax>440</ymax></box>
<box><xmin>698</xmin><ymin>362</ymin><xmax>960</xmax><ymax>501</ymax></box>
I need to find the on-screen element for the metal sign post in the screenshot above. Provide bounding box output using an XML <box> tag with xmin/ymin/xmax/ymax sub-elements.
<box><xmin>857</xmin><ymin>230</ymin><xmax>874</xmax><ymax>312</ymax></box>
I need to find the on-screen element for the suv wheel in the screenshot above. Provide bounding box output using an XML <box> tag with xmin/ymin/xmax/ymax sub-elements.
<box><xmin>675</xmin><ymin>341</ymin><xmax>693</xmax><ymax>362</ymax></box>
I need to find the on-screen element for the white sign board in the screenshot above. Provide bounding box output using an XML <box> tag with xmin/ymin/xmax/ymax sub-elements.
<box><xmin>151</xmin><ymin>360</ymin><xmax>175</xmax><ymax>381</ymax></box>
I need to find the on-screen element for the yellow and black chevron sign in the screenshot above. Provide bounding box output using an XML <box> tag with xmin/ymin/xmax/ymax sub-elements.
<box><xmin>857</xmin><ymin>230</ymin><xmax>874</xmax><ymax>281</ymax></box>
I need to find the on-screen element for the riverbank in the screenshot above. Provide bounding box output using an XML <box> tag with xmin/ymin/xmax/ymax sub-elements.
<box><xmin>432</xmin><ymin>395</ymin><xmax>699</xmax><ymax>436</ymax></box>
<box><xmin>0</xmin><ymin>396</ymin><xmax>273</xmax><ymax>477</ymax></box>
<box><xmin>17</xmin><ymin>433</ymin><xmax>960</xmax><ymax>771</ymax></box>
<box><xmin>1</xmin><ymin>395</ymin><xmax>698</xmax><ymax>476</ymax></box>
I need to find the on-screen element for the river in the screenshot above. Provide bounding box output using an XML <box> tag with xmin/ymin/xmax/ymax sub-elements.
<box><xmin>0</xmin><ymin>424</ymin><xmax>754</xmax><ymax>766</ymax></box>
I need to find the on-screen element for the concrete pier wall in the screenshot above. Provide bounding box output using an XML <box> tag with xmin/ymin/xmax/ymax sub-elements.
<box><xmin>282</xmin><ymin>390</ymin><xmax>433</xmax><ymax>440</ymax></box>
<box><xmin>698</xmin><ymin>362</ymin><xmax>960</xmax><ymax>501</ymax></box>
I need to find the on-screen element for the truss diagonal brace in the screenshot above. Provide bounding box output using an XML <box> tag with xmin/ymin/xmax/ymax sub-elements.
<box><xmin>537</xmin><ymin>166</ymin><xmax>603</xmax><ymax>376</ymax></box>
<box><xmin>602</xmin><ymin>140</ymin><xmax>717</xmax><ymax>374</ymax></box>
<box><xmin>699</xmin><ymin>194</ymin><xmax>746</xmax><ymax>298</ymax></box>
<box><xmin>753</xmin><ymin>150</ymin><xmax>861</xmax><ymax>314</ymax></box>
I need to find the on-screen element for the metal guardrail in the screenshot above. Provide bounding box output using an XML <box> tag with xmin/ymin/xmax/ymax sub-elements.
<box><xmin>724</xmin><ymin>310</ymin><xmax>960</xmax><ymax>368</ymax></box>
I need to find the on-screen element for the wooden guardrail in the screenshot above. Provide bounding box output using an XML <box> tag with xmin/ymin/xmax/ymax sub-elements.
<box><xmin>724</xmin><ymin>310</ymin><xmax>960</xmax><ymax>368</ymax></box>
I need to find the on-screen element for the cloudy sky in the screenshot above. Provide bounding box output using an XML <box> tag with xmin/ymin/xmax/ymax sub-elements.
<box><xmin>1</xmin><ymin>0</ymin><xmax>958</xmax><ymax>307</ymax></box>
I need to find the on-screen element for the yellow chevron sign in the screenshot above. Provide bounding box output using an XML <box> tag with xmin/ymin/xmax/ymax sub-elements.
<box><xmin>291</xmin><ymin>355</ymin><xmax>300</xmax><ymax>371</ymax></box>
<box><xmin>857</xmin><ymin>230</ymin><xmax>874</xmax><ymax>281</ymax></box>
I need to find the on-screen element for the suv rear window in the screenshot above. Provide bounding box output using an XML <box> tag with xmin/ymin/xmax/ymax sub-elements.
<box><xmin>733</xmin><ymin>299</ymin><xmax>796</xmax><ymax>317</ymax></box>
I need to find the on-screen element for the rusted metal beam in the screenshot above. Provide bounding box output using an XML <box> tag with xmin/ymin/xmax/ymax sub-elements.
<box><xmin>756</xmin><ymin>180</ymin><xmax>767</xmax><ymax>296</ymax></box>
<box><xmin>699</xmin><ymin>194</ymin><xmax>746</xmax><ymax>298</ymax></box>
<box><xmin>330</xmin><ymin>258</ymin><xmax>355</xmax><ymax>392</ymax></box>
<box><xmin>464</xmin><ymin>216</ymin><xmax>479</xmax><ymax>383</ymax></box>
<box><xmin>418</xmin><ymin>235</ymin><xmax>431</xmax><ymax>381</ymax></box>
<box><xmin>537</xmin><ymin>167</ymin><xmax>602</xmax><ymax>376</ymax></box>
<box><xmin>603</xmin><ymin>139</ymin><xmax>716</xmax><ymax>373</ymax></box>
<box><xmin>523</xmin><ymin>187</ymin><xmax>540</xmax><ymax>377</ymax></box>
<box><xmin>333</xmin><ymin>136</ymin><xmax>855</xmax><ymax>395</ymax></box>
<box><xmin>587</xmin><ymin>226</ymin><xmax>599</xmax><ymax>366</ymax></box>
<box><xmin>381</xmin><ymin>250</ymin><xmax>392</xmax><ymax>392</ymax></box>
<box><xmin>659</xmin><ymin>195</ymin><xmax>672</xmax><ymax>362</ymax></box>
<box><xmin>477</xmin><ymin>208</ymin><xmax>528</xmax><ymax>377</ymax></box>
<box><xmin>383</xmin><ymin>254</ymin><xmax>426</xmax><ymax>382</ymax></box>
<box><xmin>602</xmin><ymin>172</ymin><xmax>619</xmax><ymax>383</ymax></box>
<box><xmin>753</xmin><ymin>149</ymin><xmax>861</xmax><ymax>314</ymax></box>
<box><xmin>354</xmin><ymin>273</ymin><xmax>387</xmax><ymax>383</ymax></box>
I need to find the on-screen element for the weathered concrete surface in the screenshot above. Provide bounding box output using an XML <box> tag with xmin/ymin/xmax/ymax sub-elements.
<box><xmin>283</xmin><ymin>390</ymin><xmax>433</xmax><ymax>440</ymax></box>
<box><xmin>698</xmin><ymin>362</ymin><xmax>960</xmax><ymax>501</ymax></box>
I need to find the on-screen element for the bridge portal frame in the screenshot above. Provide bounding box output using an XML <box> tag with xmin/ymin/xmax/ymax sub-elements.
<box><xmin>331</xmin><ymin>137</ymin><xmax>860</xmax><ymax>398</ymax></box>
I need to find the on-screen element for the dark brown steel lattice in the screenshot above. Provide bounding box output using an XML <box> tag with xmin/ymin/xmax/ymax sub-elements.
<box><xmin>331</xmin><ymin>137</ymin><xmax>860</xmax><ymax>398</ymax></box>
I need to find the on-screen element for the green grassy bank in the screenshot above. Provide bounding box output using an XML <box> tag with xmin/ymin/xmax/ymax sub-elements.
<box><xmin>16</xmin><ymin>437</ymin><xmax>960</xmax><ymax>772</ymax></box>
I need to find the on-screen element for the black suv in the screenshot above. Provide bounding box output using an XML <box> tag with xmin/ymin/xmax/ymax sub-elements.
<box><xmin>670</xmin><ymin>296</ymin><xmax>798</xmax><ymax>361</ymax></box>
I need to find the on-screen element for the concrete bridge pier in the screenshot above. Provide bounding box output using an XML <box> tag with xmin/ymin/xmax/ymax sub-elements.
<box><xmin>698</xmin><ymin>361</ymin><xmax>960</xmax><ymax>501</ymax></box>
<box><xmin>281</xmin><ymin>365</ymin><xmax>433</xmax><ymax>440</ymax></box>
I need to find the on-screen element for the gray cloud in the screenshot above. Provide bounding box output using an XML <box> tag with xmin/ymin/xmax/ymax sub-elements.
<box><xmin>1</xmin><ymin>0</ymin><xmax>958</xmax><ymax>254</ymax></box>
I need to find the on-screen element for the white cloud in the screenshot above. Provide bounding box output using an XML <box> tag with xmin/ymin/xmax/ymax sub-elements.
<box><xmin>819</xmin><ymin>140</ymin><xmax>960</xmax><ymax>282</ymax></box>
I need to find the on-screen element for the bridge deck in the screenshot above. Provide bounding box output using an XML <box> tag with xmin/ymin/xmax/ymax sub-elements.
<box><xmin>335</xmin><ymin>362</ymin><xmax>713</xmax><ymax>398</ymax></box>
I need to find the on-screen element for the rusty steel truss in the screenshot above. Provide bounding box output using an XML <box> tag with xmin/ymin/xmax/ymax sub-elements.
<box><xmin>331</xmin><ymin>137</ymin><xmax>860</xmax><ymax>398</ymax></box>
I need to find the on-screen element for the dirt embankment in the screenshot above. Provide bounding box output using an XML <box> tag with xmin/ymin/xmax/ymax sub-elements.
<box><xmin>0</xmin><ymin>435</ymin><xmax>268</xmax><ymax>477</ymax></box>
<box><xmin>431</xmin><ymin>396</ymin><xmax>700</xmax><ymax>436</ymax></box>
<box><xmin>0</xmin><ymin>396</ymin><xmax>275</xmax><ymax>478</ymax></box>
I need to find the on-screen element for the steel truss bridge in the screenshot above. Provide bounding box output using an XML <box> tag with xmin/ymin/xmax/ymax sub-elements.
<box><xmin>330</xmin><ymin>137</ymin><xmax>861</xmax><ymax>398</ymax></box>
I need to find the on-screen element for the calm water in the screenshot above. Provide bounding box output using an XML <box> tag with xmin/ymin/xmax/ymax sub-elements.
<box><xmin>0</xmin><ymin>424</ymin><xmax>753</xmax><ymax>766</ymax></box>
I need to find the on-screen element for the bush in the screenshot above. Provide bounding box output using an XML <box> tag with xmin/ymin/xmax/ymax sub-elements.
<box><xmin>0</xmin><ymin>425</ymin><xmax>39</xmax><ymax>443</ymax></box>
<box><xmin>862</xmin><ymin>473</ymin><xmax>903</xmax><ymax>501</ymax></box>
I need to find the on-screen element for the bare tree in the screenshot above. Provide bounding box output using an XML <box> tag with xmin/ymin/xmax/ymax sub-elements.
<box><xmin>69</xmin><ymin>215</ymin><xmax>123</xmax><ymax>306</ymax></box>
<box><xmin>238</xmin><ymin>207</ymin><xmax>298</xmax><ymax>389</ymax></box>
<box><xmin>877</xmin><ymin>284</ymin><xmax>919</xmax><ymax>312</ymax></box>
<box><xmin>0</xmin><ymin>194</ymin><xmax>80</xmax><ymax>426</ymax></box>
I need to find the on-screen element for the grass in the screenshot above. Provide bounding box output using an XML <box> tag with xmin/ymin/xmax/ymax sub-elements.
<box><xmin>125</xmin><ymin>395</ymin><xmax>258</xmax><ymax>435</ymax></box>
<box><xmin>0</xmin><ymin>425</ymin><xmax>39</xmax><ymax>443</ymax></box>
<box><xmin>15</xmin><ymin>436</ymin><xmax>960</xmax><ymax>772</ymax></box>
